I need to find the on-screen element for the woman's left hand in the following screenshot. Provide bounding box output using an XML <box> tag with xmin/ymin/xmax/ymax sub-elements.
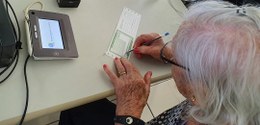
<box><xmin>103</xmin><ymin>57</ymin><xmax>152</xmax><ymax>118</ymax></box>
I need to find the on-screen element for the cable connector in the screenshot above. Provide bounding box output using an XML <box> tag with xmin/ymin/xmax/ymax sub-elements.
<box><xmin>16</xmin><ymin>41</ymin><xmax>22</xmax><ymax>49</ymax></box>
<box><xmin>24</xmin><ymin>1</ymin><xmax>44</xmax><ymax>21</ymax></box>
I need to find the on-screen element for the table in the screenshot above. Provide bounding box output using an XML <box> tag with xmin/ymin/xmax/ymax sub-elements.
<box><xmin>0</xmin><ymin>0</ymin><xmax>186</xmax><ymax>124</ymax></box>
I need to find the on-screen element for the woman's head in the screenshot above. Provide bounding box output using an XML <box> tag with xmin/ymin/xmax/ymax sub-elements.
<box><xmin>171</xmin><ymin>1</ymin><xmax>260</xmax><ymax>124</ymax></box>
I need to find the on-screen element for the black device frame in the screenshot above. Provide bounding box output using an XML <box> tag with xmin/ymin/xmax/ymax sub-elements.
<box><xmin>28</xmin><ymin>10</ymin><xmax>78</xmax><ymax>59</ymax></box>
<box><xmin>57</xmin><ymin>0</ymin><xmax>81</xmax><ymax>8</ymax></box>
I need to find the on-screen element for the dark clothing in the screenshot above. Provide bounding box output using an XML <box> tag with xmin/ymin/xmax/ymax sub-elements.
<box><xmin>59</xmin><ymin>99</ymin><xmax>192</xmax><ymax>125</ymax></box>
<box><xmin>59</xmin><ymin>99</ymin><xmax>116</xmax><ymax>125</ymax></box>
<box><xmin>182</xmin><ymin>0</ymin><xmax>259</xmax><ymax>7</ymax></box>
<box><xmin>224</xmin><ymin>0</ymin><xmax>259</xmax><ymax>6</ymax></box>
<box><xmin>146</xmin><ymin>100</ymin><xmax>192</xmax><ymax>125</ymax></box>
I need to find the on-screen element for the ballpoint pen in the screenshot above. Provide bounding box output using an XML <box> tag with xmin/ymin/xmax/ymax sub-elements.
<box><xmin>125</xmin><ymin>32</ymin><xmax>170</xmax><ymax>54</ymax></box>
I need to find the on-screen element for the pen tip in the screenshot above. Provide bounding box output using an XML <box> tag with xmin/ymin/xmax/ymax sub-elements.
<box><xmin>164</xmin><ymin>32</ymin><xmax>170</xmax><ymax>36</ymax></box>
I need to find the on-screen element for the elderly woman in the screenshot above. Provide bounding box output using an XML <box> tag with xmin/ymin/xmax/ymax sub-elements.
<box><xmin>103</xmin><ymin>1</ymin><xmax>260</xmax><ymax>125</ymax></box>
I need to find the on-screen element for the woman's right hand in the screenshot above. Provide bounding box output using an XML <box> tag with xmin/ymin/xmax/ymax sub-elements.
<box><xmin>133</xmin><ymin>33</ymin><xmax>165</xmax><ymax>61</ymax></box>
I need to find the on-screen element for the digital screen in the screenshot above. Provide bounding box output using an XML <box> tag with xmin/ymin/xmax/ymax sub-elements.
<box><xmin>38</xmin><ymin>18</ymin><xmax>64</xmax><ymax>49</ymax></box>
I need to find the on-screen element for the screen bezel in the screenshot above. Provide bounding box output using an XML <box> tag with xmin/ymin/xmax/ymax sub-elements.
<box><xmin>28</xmin><ymin>10</ymin><xmax>78</xmax><ymax>58</ymax></box>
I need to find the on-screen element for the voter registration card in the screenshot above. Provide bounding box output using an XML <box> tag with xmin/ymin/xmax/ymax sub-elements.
<box><xmin>106</xmin><ymin>8</ymin><xmax>141</xmax><ymax>58</ymax></box>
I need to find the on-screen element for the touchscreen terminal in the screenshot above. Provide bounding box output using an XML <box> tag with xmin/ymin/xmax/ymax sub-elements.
<box><xmin>26</xmin><ymin>10</ymin><xmax>78</xmax><ymax>60</ymax></box>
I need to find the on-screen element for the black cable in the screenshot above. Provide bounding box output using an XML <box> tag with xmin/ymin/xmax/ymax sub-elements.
<box><xmin>45</xmin><ymin>120</ymin><xmax>59</xmax><ymax>125</ymax></box>
<box><xmin>0</xmin><ymin>51</ymin><xmax>19</xmax><ymax>83</ymax></box>
<box><xmin>146</xmin><ymin>103</ymin><xmax>155</xmax><ymax>118</ymax></box>
<box><xmin>6</xmin><ymin>0</ymin><xmax>20</xmax><ymax>40</ymax></box>
<box><xmin>0</xmin><ymin>0</ymin><xmax>17</xmax><ymax>79</ymax></box>
<box><xmin>0</xmin><ymin>0</ymin><xmax>21</xmax><ymax>84</ymax></box>
<box><xmin>6</xmin><ymin>0</ymin><xmax>22</xmax><ymax>51</ymax></box>
<box><xmin>5</xmin><ymin>0</ymin><xmax>8</xmax><ymax>16</ymax></box>
<box><xmin>6</xmin><ymin>2</ymin><xmax>17</xmax><ymax>40</ymax></box>
<box><xmin>19</xmin><ymin>55</ymin><xmax>30</xmax><ymax>125</ymax></box>
<box><xmin>2</xmin><ymin>1</ymin><xmax>28</xmax><ymax>125</ymax></box>
<box><xmin>0</xmin><ymin>54</ymin><xmax>15</xmax><ymax>77</ymax></box>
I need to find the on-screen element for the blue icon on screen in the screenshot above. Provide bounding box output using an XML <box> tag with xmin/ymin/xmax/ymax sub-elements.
<box><xmin>48</xmin><ymin>42</ymin><xmax>54</xmax><ymax>48</ymax></box>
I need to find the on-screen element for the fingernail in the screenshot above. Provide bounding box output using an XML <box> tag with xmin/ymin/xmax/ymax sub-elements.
<box><xmin>134</xmin><ymin>48</ymin><xmax>140</xmax><ymax>54</ymax></box>
<box><xmin>149</xmin><ymin>71</ymin><xmax>153</xmax><ymax>77</ymax></box>
<box><xmin>115</xmin><ymin>57</ymin><xmax>118</xmax><ymax>60</ymax></box>
<box><xmin>103</xmin><ymin>64</ymin><xmax>107</xmax><ymax>68</ymax></box>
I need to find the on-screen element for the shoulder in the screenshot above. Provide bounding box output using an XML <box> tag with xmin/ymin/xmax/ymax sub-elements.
<box><xmin>146</xmin><ymin>100</ymin><xmax>192</xmax><ymax>125</ymax></box>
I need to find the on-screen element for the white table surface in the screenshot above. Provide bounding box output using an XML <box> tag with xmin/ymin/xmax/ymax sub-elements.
<box><xmin>0</xmin><ymin>0</ymin><xmax>186</xmax><ymax>124</ymax></box>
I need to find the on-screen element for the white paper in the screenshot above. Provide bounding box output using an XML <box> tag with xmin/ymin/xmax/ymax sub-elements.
<box><xmin>106</xmin><ymin>8</ymin><xmax>141</xmax><ymax>58</ymax></box>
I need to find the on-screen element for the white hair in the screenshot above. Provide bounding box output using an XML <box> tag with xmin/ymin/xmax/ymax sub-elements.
<box><xmin>172</xmin><ymin>1</ymin><xmax>260</xmax><ymax>125</ymax></box>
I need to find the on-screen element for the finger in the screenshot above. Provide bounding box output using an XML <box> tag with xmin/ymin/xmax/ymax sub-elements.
<box><xmin>144</xmin><ymin>71</ymin><xmax>152</xmax><ymax>85</ymax></box>
<box><xmin>133</xmin><ymin>48</ymin><xmax>142</xmax><ymax>59</ymax></box>
<box><xmin>103</xmin><ymin>64</ymin><xmax>118</xmax><ymax>85</ymax></box>
<box><xmin>120</xmin><ymin>58</ymin><xmax>136</xmax><ymax>74</ymax></box>
<box><xmin>135</xmin><ymin>46</ymin><xmax>152</xmax><ymax>55</ymax></box>
<box><xmin>134</xmin><ymin>34</ymin><xmax>157</xmax><ymax>48</ymax></box>
<box><xmin>133</xmin><ymin>53</ymin><xmax>142</xmax><ymax>59</ymax></box>
<box><xmin>134</xmin><ymin>35</ymin><xmax>147</xmax><ymax>48</ymax></box>
<box><xmin>114</xmin><ymin>57</ymin><xmax>126</xmax><ymax>76</ymax></box>
<box><xmin>136</xmin><ymin>53</ymin><xmax>142</xmax><ymax>59</ymax></box>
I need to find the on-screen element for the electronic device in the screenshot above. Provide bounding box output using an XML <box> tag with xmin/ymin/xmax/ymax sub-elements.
<box><xmin>25</xmin><ymin>10</ymin><xmax>78</xmax><ymax>60</ymax></box>
<box><xmin>0</xmin><ymin>0</ymin><xmax>18</xmax><ymax>67</ymax></box>
<box><xmin>57</xmin><ymin>0</ymin><xmax>81</xmax><ymax>8</ymax></box>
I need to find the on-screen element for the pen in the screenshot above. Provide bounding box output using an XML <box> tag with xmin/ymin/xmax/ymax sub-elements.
<box><xmin>126</xmin><ymin>32</ymin><xmax>170</xmax><ymax>54</ymax></box>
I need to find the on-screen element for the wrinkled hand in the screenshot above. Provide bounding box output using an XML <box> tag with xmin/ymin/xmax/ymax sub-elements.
<box><xmin>133</xmin><ymin>33</ymin><xmax>165</xmax><ymax>60</ymax></box>
<box><xmin>103</xmin><ymin>58</ymin><xmax>152</xmax><ymax>118</ymax></box>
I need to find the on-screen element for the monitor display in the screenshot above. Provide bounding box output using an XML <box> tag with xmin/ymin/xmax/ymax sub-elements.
<box><xmin>38</xmin><ymin>18</ymin><xmax>64</xmax><ymax>49</ymax></box>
